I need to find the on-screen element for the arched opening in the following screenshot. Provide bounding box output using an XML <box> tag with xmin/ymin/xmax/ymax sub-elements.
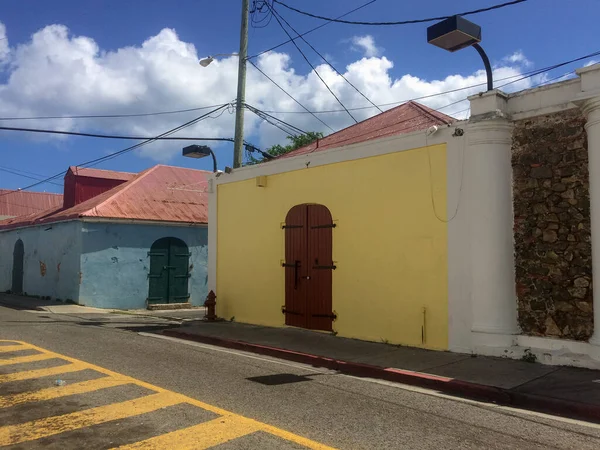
<box><xmin>12</xmin><ymin>239</ymin><xmax>24</xmax><ymax>294</ymax></box>
<box><xmin>283</xmin><ymin>204</ymin><xmax>335</xmax><ymax>331</ymax></box>
<box><xmin>147</xmin><ymin>237</ymin><xmax>191</xmax><ymax>305</ymax></box>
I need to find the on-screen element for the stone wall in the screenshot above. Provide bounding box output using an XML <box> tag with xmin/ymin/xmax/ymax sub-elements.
<box><xmin>512</xmin><ymin>109</ymin><xmax>593</xmax><ymax>340</ymax></box>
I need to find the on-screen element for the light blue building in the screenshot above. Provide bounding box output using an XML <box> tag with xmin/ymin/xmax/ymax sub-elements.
<box><xmin>0</xmin><ymin>165</ymin><xmax>209</xmax><ymax>309</ymax></box>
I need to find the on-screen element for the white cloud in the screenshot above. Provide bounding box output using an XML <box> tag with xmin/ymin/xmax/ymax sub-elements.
<box><xmin>585</xmin><ymin>59</ymin><xmax>599</xmax><ymax>67</ymax></box>
<box><xmin>0</xmin><ymin>23</ymin><xmax>9</xmax><ymax>64</ymax></box>
<box><xmin>0</xmin><ymin>23</ymin><xmax>540</xmax><ymax>161</ymax></box>
<box><xmin>350</xmin><ymin>35</ymin><xmax>381</xmax><ymax>58</ymax></box>
<box><xmin>502</xmin><ymin>50</ymin><xmax>532</xmax><ymax>68</ymax></box>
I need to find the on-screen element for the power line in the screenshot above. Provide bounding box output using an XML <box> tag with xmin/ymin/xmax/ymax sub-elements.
<box><xmin>0</xmin><ymin>105</ymin><xmax>231</xmax><ymax>199</ymax></box>
<box><xmin>247</xmin><ymin>0</ymin><xmax>377</xmax><ymax>59</ymax></box>
<box><xmin>272</xmin><ymin>0</ymin><xmax>527</xmax><ymax>26</ymax></box>
<box><xmin>0</xmin><ymin>103</ymin><xmax>231</xmax><ymax>122</ymax></box>
<box><xmin>0</xmin><ymin>127</ymin><xmax>236</xmax><ymax>142</ymax></box>
<box><xmin>247</xmin><ymin>59</ymin><xmax>335</xmax><ymax>132</ymax></box>
<box><xmin>0</xmin><ymin>166</ymin><xmax>62</xmax><ymax>186</ymax></box>
<box><xmin>269</xmin><ymin>4</ymin><xmax>383</xmax><ymax>113</ymax></box>
<box><xmin>246</xmin><ymin>103</ymin><xmax>308</xmax><ymax>135</ymax></box>
<box><xmin>268</xmin><ymin>4</ymin><xmax>358</xmax><ymax>124</ymax></box>
<box><xmin>258</xmin><ymin>49</ymin><xmax>600</xmax><ymax>115</ymax></box>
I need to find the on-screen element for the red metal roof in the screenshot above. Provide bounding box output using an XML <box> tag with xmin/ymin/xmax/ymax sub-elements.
<box><xmin>279</xmin><ymin>101</ymin><xmax>455</xmax><ymax>159</ymax></box>
<box><xmin>0</xmin><ymin>165</ymin><xmax>209</xmax><ymax>230</ymax></box>
<box><xmin>0</xmin><ymin>190</ymin><xmax>63</xmax><ymax>218</ymax></box>
<box><xmin>66</xmin><ymin>166</ymin><xmax>135</xmax><ymax>181</ymax></box>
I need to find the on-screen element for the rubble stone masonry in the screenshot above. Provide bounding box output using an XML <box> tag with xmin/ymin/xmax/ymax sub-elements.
<box><xmin>512</xmin><ymin>109</ymin><xmax>593</xmax><ymax>340</ymax></box>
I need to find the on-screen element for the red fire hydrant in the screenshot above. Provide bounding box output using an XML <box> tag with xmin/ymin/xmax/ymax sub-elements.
<box><xmin>204</xmin><ymin>290</ymin><xmax>217</xmax><ymax>321</ymax></box>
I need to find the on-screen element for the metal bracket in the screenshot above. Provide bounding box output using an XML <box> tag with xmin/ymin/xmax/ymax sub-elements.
<box><xmin>281</xmin><ymin>306</ymin><xmax>302</xmax><ymax>316</ymax></box>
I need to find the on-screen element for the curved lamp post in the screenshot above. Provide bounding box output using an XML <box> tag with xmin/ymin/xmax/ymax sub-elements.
<box><xmin>427</xmin><ymin>15</ymin><xmax>493</xmax><ymax>91</ymax></box>
<box><xmin>182</xmin><ymin>144</ymin><xmax>218</xmax><ymax>173</ymax></box>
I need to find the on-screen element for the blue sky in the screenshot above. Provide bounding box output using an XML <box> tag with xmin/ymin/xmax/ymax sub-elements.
<box><xmin>0</xmin><ymin>0</ymin><xmax>598</xmax><ymax>193</ymax></box>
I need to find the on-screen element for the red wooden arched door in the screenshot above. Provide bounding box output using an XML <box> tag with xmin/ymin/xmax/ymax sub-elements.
<box><xmin>283</xmin><ymin>204</ymin><xmax>335</xmax><ymax>331</ymax></box>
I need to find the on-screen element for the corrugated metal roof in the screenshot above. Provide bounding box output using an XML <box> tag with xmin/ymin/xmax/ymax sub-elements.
<box><xmin>0</xmin><ymin>190</ymin><xmax>63</xmax><ymax>218</ymax></box>
<box><xmin>67</xmin><ymin>166</ymin><xmax>135</xmax><ymax>181</ymax></box>
<box><xmin>0</xmin><ymin>165</ymin><xmax>209</xmax><ymax>230</ymax></box>
<box><xmin>279</xmin><ymin>101</ymin><xmax>455</xmax><ymax>159</ymax></box>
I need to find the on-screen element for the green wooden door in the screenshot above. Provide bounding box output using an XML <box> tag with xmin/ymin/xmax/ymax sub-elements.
<box><xmin>148</xmin><ymin>237</ymin><xmax>190</xmax><ymax>304</ymax></box>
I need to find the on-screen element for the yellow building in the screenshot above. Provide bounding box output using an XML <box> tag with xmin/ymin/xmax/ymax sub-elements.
<box><xmin>209</xmin><ymin>102</ymin><xmax>465</xmax><ymax>351</ymax></box>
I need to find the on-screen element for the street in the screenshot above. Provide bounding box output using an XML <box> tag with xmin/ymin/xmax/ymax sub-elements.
<box><xmin>2</xmin><ymin>304</ymin><xmax>600</xmax><ymax>449</ymax></box>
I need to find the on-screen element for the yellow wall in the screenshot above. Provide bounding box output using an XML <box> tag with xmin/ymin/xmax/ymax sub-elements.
<box><xmin>216</xmin><ymin>144</ymin><xmax>448</xmax><ymax>349</ymax></box>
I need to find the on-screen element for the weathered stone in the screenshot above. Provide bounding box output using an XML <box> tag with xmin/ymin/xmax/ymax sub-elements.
<box><xmin>526</xmin><ymin>179</ymin><xmax>539</xmax><ymax>189</ymax></box>
<box><xmin>533</xmin><ymin>203</ymin><xmax>548</xmax><ymax>215</ymax></box>
<box><xmin>562</xmin><ymin>176</ymin><xmax>578</xmax><ymax>183</ymax></box>
<box><xmin>555</xmin><ymin>301</ymin><xmax>575</xmax><ymax>312</ymax></box>
<box><xmin>557</xmin><ymin>166</ymin><xmax>575</xmax><ymax>177</ymax></box>
<box><xmin>568</xmin><ymin>287</ymin><xmax>587</xmax><ymax>299</ymax></box>
<box><xmin>547</xmin><ymin>223</ymin><xmax>559</xmax><ymax>230</ymax></box>
<box><xmin>568</xmin><ymin>199</ymin><xmax>579</xmax><ymax>205</ymax></box>
<box><xmin>559</xmin><ymin>227</ymin><xmax>569</xmax><ymax>234</ymax></box>
<box><xmin>576</xmin><ymin>301</ymin><xmax>593</xmax><ymax>313</ymax></box>
<box><xmin>561</xmin><ymin>189</ymin><xmax>575</xmax><ymax>199</ymax></box>
<box><xmin>531</xmin><ymin>166</ymin><xmax>553</xmax><ymax>178</ymax></box>
<box><xmin>542</xmin><ymin>230</ymin><xmax>558</xmax><ymax>243</ymax></box>
<box><xmin>567</xmin><ymin>234</ymin><xmax>577</xmax><ymax>242</ymax></box>
<box><xmin>542</xmin><ymin>180</ymin><xmax>552</xmax><ymax>189</ymax></box>
<box><xmin>574</xmin><ymin>277</ymin><xmax>590</xmax><ymax>288</ymax></box>
<box><xmin>546</xmin><ymin>213</ymin><xmax>559</xmax><ymax>222</ymax></box>
<box><xmin>544</xmin><ymin>316</ymin><xmax>562</xmax><ymax>336</ymax></box>
<box><xmin>534</xmin><ymin>228</ymin><xmax>543</xmax><ymax>238</ymax></box>
<box><xmin>552</xmin><ymin>183</ymin><xmax>567</xmax><ymax>192</ymax></box>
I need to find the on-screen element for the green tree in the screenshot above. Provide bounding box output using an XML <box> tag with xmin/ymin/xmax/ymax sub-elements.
<box><xmin>246</xmin><ymin>132</ymin><xmax>324</xmax><ymax>165</ymax></box>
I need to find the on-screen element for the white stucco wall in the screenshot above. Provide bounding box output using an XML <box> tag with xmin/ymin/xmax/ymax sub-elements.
<box><xmin>0</xmin><ymin>221</ymin><xmax>82</xmax><ymax>301</ymax></box>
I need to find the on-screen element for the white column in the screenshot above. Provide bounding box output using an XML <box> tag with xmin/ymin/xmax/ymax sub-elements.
<box><xmin>467</xmin><ymin>91</ymin><xmax>519</xmax><ymax>347</ymax></box>
<box><xmin>575</xmin><ymin>64</ymin><xmax>600</xmax><ymax>346</ymax></box>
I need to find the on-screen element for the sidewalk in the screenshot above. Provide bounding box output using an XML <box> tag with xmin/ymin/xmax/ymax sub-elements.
<box><xmin>163</xmin><ymin>320</ymin><xmax>600</xmax><ymax>423</ymax></box>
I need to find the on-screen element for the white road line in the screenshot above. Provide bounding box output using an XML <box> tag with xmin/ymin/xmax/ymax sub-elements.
<box><xmin>137</xmin><ymin>332</ymin><xmax>330</xmax><ymax>374</ymax></box>
<box><xmin>140</xmin><ymin>332</ymin><xmax>600</xmax><ymax>431</ymax></box>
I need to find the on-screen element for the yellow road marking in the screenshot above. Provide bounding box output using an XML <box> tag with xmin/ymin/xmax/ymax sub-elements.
<box><xmin>0</xmin><ymin>376</ymin><xmax>130</xmax><ymax>409</ymax></box>
<box><xmin>114</xmin><ymin>414</ymin><xmax>261</xmax><ymax>449</ymax></box>
<box><xmin>0</xmin><ymin>392</ymin><xmax>183</xmax><ymax>446</ymax></box>
<box><xmin>0</xmin><ymin>362</ymin><xmax>86</xmax><ymax>384</ymax></box>
<box><xmin>0</xmin><ymin>352</ymin><xmax>55</xmax><ymax>366</ymax></box>
<box><xmin>0</xmin><ymin>345</ymin><xmax>28</xmax><ymax>353</ymax></box>
<box><xmin>0</xmin><ymin>340</ymin><xmax>336</xmax><ymax>449</ymax></box>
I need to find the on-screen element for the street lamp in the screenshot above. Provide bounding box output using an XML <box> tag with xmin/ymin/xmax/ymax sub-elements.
<box><xmin>182</xmin><ymin>144</ymin><xmax>218</xmax><ymax>173</ymax></box>
<box><xmin>427</xmin><ymin>15</ymin><xmax>493</xmax><ymax>91</ymax></box>
<box><xmin>199</xmin><ymin>53</ymin><xmax>239</xmax><ymax>67</ymax></box>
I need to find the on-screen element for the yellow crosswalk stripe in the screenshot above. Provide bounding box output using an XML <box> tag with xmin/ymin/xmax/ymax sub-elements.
<box><xmin>0</xmin><ymin>392</ymin><xmax>183</xmax><ymax>446</ymax></box>
<box><xmin>0</xmin><ymin>362</ymin><xmax>86</xmax><ymax>383</ymax></box>
<box><xmin>0</xmin><ymin>345</ymin><xmax>28</xmax><ymax>353</ymax></box>
<box><xmin>0</xmin><ymin>353</ymin><xmax>55</xmax><ymax>366</ymax></box>
<box><xmin>114</xmin><ymin>415</ymin><xmax>260</xmax><ymax>449</ymax></box>
<box><xmin>0</xmin><ymin>376</ymin><xmax>130</xmax><ymax>409</ymax></box>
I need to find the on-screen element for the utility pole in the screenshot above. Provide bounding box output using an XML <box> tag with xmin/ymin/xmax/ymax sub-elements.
<box><xmin>233</xmin><ymin>0</ymin><xmax>249</xmax><ymax>168</ymax></box>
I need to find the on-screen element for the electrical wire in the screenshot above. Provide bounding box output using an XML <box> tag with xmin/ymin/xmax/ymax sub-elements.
<box><xmin>248</xmin><ymin>0</ymin><xmax>377</xmax><ymax>59</ymax></box>
<box><xmin>258</xmin><ymin>49</ymin><xmax>600</xmax><ymax>115</ymax></box>
<box><xmin>268</xmin><ymin>4</ymin><xmax>358</xmax><ymax>124</ymax></box>
<box><xmin>272</xmin><ymin>0</ymin><xmax>527</xmax><ymax>26</ymax></box>
<box><xmin>247</xmin><ymin>59</ymin><xmax>335</xmax><ymax>132</ymax></box>
<box><xmin>0</xmin><ymin>166</ymin><xmax>62</xmax><ymax>186</ymax></box>
<box><xmin>246</xmin><ymin>103</ymin><xmax>308</xmax><ymax>135</ymax></box>
<box><xmin>0</xmin><ymin>105</ymin><xmax>232</xmax><ymax>198</ymax></box>
<box><xmin>0</xmin><ymin>103</ymin><xmax>231</xmax><ymax>121</ymax></box>
<box><xmin>269</xmin><ymin>4</ymin><xmax>383</xmax><ymax>114</ymax></box>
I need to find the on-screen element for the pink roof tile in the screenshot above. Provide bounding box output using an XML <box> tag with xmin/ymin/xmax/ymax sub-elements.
<box><xmin>279</xmin><ymin>101</ymin><xmax>455</xmax><ymax>159</ymax></box>
<box><xmin>0</xmin><ymin>165</ymin><xmax>209</xmax><ymax>230</ymax></box>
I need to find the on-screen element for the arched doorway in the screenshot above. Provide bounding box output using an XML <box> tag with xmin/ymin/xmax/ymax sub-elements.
<box><xmin>283</xmin><ymin>204</ymin><xmax>335</xmax><ymax>331</ymax></box>
<box><xmin>12</xmin><ymin>239</ymin><xmax>24</xmax><ymax>294</ymax></box>
<box><xmin>147</xmin><ymin>237</ymin><xmax>191</xmax><ymax>304</ymax></box>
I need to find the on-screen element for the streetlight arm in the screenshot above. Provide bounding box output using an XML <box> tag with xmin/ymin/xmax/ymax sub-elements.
<box><xmin>472</xmin><ymin>43</ymin><xmax>493</xmax><ymax>91</ymax></box>
<box><xmin>209</xmin><ymin>149</ymin><xmax>218</xmax><ymax>173</ymax></box>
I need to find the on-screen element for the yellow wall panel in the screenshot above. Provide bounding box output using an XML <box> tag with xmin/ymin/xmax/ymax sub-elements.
<box><xmin>216</xmin><ymin>144</ymin><xmax>448</xmax><ymax>349</ymax></box>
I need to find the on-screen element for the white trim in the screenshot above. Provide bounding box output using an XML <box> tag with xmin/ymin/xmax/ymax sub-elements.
<box><xmin>507</xmin><ymin>78</ymin><xmax>580</xmax><ymax>121</ymax></box>
<box><xmin>210</xmin><ymin>123</ymin><xmax>467</xmax><ymax>187</ymax></box>
<box><xmin>0</xmin><ymin>219</ymin><xmax>78</xmax><ymax>233</ymax></box>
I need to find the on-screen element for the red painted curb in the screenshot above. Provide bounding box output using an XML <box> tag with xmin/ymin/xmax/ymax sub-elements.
<box><xmin>162</xmin><ymin>329</ymin><xmax>600</xmax><ymax>423</ymax></box>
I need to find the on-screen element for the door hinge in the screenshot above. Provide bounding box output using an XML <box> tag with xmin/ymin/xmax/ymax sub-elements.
<box><xmin>311</xmin><ymin>312</ymin><xmax>337</xmax><ymax>320</ymax></box>
<box><xmin>281</xmin><ymin>306</ymin><xmax>302</xmax><ymax>316</ymax></box>
<box><xmin>313</xmin><ymin>265</ymin><xmax>337</xmax><ymax>270</ymax></box>
<box><xmin>282</xmin><ymin>224</ymin><xmax>303</xmax><ymax>229</ymax></box>
<box><xmin>310</xmin><ymin>223</ymin><xmax>336</xmax><ymax>229</ymax></box>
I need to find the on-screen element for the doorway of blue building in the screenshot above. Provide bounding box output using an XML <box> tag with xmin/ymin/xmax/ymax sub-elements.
<box><xmin>147</xmin><ymin>237</ymin><xmax>190</xmax><ymax>304</ymax></box>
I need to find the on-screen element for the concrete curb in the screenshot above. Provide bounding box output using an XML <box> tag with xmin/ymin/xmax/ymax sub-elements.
<box><xmin>162</xmin><ymin>329</ymin><xmax>600</xmax><ymax>424</ymax></box>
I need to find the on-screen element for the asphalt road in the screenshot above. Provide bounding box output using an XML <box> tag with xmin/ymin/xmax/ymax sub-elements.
<box><xmin>2</xmin><ymin>304</ymin><xmax>600</xmax><ymax>449</ymax></box>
